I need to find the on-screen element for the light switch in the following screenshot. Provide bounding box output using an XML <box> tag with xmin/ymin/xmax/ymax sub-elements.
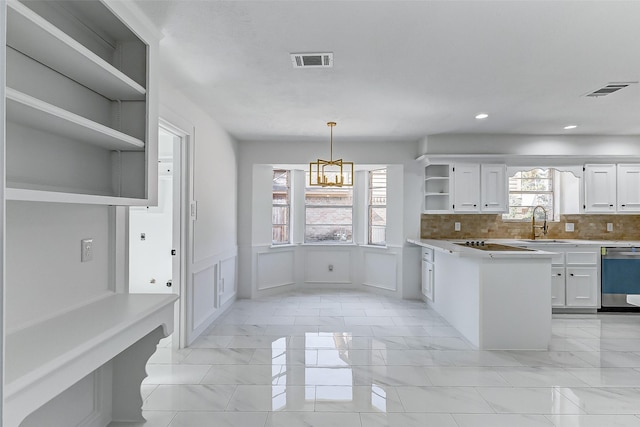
<box><xmin>81</xmin><ymin>238</ymin><xmax>94</xmax><ymax>262</ymax></box>
<box><xmin>454</xmin><ymin>222</ymin><xmax>461</xmax><ymax>231</ymax></box>
<box><xmin>607</xmin><ymin>223</ymin><xmax>614</xmax><ymax>232</ymax></box>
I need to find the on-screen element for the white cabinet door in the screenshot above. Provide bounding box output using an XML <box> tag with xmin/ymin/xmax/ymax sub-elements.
<box><xmin>551</xmin><ymin>266</ymin><xmax>566</xmax><ymax>307</ymax></box>
<box><xmin>453</xmin><ymin>163</ymin><xmax>480</xmax><ymax>212</ymax></box>
<box><xmin>421</xmin><ymin>259</ymin><xmax>434</xmax><ymax>301</ymax></box>
<box><xmin>584</xmin><ymin>164</ymin><xmax>616</xmax><ymax>212</ymax></box>
<box><xmin>480</xmin><ymin>164</ymin><xmax>507</xmax><ymax>213</ymax></box>
<box><xmin>617</xmin><ymin>164</ymin><xmax>640</xmax><ymax>212</ymax></box>
<box><xmin>565</xmin><ymin>267</ymin><xmax>598</xmax><ymax>307</ymax></box>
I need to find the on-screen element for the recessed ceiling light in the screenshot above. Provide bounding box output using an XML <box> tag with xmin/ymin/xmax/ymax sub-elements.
<box><xmin>475</xmin><ymin>113</ymin><xmax>489</xmax><ymax>120</ymax></box>
<box><xmin>564</xmin><ymin>125</ymin><xmax>577</xmax><ymax>130</ymax></box>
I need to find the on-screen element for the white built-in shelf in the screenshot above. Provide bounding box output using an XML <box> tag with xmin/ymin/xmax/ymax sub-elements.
<box><xmin>6</xmin><ymin>0</ymin><xmax>146</xmax><ymax>101</ymax></box>
<box><xmin>6</xmin><ymin>88</ymin><xmax>145</xmax><ymax>151</ymax></box>
<box><xmin>4</xmin><ymin>293</ymin><xmax>178</xmax><ymax>426</ymax></box>
<box><xmin>5</xmin><ymin>187</ymin><xmax>151</xmax><ymax>205</ymax></box>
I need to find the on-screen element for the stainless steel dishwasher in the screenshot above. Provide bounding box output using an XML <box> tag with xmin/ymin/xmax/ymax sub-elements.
<box><xmin>601</xmin><ymin>247</ymin><xmax>640</xmax><ymax>310</ymax></box>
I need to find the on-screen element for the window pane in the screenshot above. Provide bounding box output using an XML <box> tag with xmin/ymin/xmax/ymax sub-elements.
<box><xmin>504</xmin><ymin>168</ymin><xmax>554</xmax><ymax>221</ymax></box>
<box><xmin>369</xmin><ymin>207</ymin><xmax>386</xmax><ymax>226</ymax></box>
<box><xmin>272</xmin><ymin>225</ymin><xmax>289</xmax><ymax>244</ymax></box>
<box><xmin>305</xmin><ymin>189</ymin><xmax>353</xmax><ymax>206</ymax></box>
<box><xmin>305</xmin><ymin>226</ymin><xmax>352</xmax><ymax>242</ymax></box>
<box><xmin>273</xmin><ymin>169</ymin><xmax>290</xmax><ymax>244</ymax></box>
<box><xmin>306</xmin><ymin>207</ymin><xmax>352</xmax><ymax>225</ymax></box>
<box><xmin>369</xmin><ymin>187</ymin><xmax>386</xmax><ymax>205</ymax></box>
<box><xmin>369</xmin><ymin>226</ymin><xmax>386</xmax><ymax>245</ymax></box>
<box><xmin>272</xmin><ymin>206</ymin><xmax>289</xmax><ymax>225</ymax></box>
<box><xmin>368</xmin><ymin>169</ymin><xmax>387</xmax><ymax>245</ymax></box>
<box><xmin>305</xmin><ymin>173</ymin><xmax>353</xmax><ymax>243</ymax></box>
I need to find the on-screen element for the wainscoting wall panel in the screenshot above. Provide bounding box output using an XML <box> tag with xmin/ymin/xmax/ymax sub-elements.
<box><xmin>304</xmin><ymin>248</ymin><xmax>353</xmax><ymax>284</ymax></box>
<box><xmin>219</xmin><ymin>255</ymin><xmax>237</xmax><ymax>307</ymax></box>
<box><xmin>257</xmin><ymin>249</ymin><xmax>295</xmax><ymax>290</ymax></box>
<box><xmin>363</xmin><ymin>249</ymin><xmax>398</xmax><ymax>291</ymax></box>
<box><xmin>191</xmin><ymin>265</ymin><xmax>217</xmax><ymax>332</ymax></box>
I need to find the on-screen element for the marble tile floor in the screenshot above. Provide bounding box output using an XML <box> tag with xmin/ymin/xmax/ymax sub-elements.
<box><xmin>112</xmin><ymin>290</ymin><xmax>640</xmax><ymax>427</ymax></box>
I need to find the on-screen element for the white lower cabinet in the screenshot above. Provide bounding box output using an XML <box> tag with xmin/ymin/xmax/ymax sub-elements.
<box><xmin>565</xmin><ymin>266</ymin><xmax>598</xmax><ymax>307</ymax></box>
<box><xmin>551</xmin><ymin>266</ymin><xmax>566</xmax><ymax>307</ymax></box>
<box><xmin>421</xmin><ymin>248</ymin><xmax>434</xmax><ymax>301</ymax></box>
<box><xmin>524</xmin><ymin>244</ymin><xmax>599</xmax><ymax>309</ymax></box>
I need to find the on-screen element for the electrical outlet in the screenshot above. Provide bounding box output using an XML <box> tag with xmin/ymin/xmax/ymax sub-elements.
<box><xmin>328</xmin><ymin>264</ymin><xmax>334</xmax><ymax>272</ymax></box>
<box><xmin>454</xmin><ymin>222</ymin><xmax>461</xmax><ymax>231</ymax></box>
<box><xmin>565</xmin><ymin>223</ymin><xmax>575</xmax><ymax>232</ymax></box>
<box><xmin>607</xmin><ymin>223</ymin><xmax>614</xmax><ymax>232</ymax></box>
<box><xmin>81</xmin><ymin>238</ymin><xmax>94</xmax><ymax>262</ymax></box>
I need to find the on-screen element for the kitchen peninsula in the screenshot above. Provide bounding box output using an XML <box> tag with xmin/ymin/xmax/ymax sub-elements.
<box><xmin>409</xmin><ymin>239</ymin><xmax>554</xmax><ymax>350</ymax></box>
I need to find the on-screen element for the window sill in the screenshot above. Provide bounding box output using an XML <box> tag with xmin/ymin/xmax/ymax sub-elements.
<box><xmin>302</xmin><ymin>242</ymin><xmax>357</xmax><ymax>246</ymax></box>
<box><xmin>270</xmin><ymin>243</ymin><xmax>297</xmax><ymax>249</ymax></box>
<box><xmin>359</xmin><ymin>244</ymin><xmax>389</xmax><ymax>249</ymax></box>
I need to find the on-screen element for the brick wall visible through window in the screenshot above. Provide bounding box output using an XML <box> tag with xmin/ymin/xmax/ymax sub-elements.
<box><xmin>305</xmin><ymin>173</ymin><xmax>353</xmax><ymax>243</ymax></box>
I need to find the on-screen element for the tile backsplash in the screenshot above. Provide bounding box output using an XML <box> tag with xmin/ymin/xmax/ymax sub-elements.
<box><xmin>421</xmin><ymin>214</ymin><xmax>640</xmax><ymax>240</ymax></box>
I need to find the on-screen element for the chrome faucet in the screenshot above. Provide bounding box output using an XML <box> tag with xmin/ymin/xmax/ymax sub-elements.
<box><xmin>532</xmin><ymin>205</ymin><xmax>548</xmax><ymax>240</ymax></box>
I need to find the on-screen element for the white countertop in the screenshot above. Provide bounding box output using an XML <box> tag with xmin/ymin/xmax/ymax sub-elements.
<box><xmin>408</xmin><ymin>237</ymin><xmax>640</xmax><ymax>258</ymax></box>
<box><xmin>407</xmin><ymin>238</ymin><xmax>556</xmax><ymax>258</ymax></box>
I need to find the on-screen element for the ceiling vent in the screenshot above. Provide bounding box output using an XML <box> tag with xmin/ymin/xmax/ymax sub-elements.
<box><xmin>291</xmin><ymin>52</ymin><xmax>333</xmax><ymax>69</ymax></box>
<box><xmin>585</xmin><ymin>82</ymin><xmax>636</xmax><ymax>97</ymax></box>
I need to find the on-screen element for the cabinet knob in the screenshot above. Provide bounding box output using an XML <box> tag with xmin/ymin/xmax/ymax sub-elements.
<box><xmin>610</xmin><ymin>204</ymin><xmax>614</xmax><ymax>207</ymax></box>
<box><xmin>570</xmin><ymin>273</ymin><xmax>574</xmax><ymax>277</ymax></box>
<box><xmin>556</xmin><ymin>273</ymin><xmax>562</xmax><ymax>276</ymax></box>
<box><xmin>621</xmin><ymin>205</ymin><xmax>626</xmax><ymax>207</ymax></box>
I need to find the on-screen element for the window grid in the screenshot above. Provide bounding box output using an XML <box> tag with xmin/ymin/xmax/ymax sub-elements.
<box><xmin>272</xmin><ymin>169</ymin><xmax>290</xmax><ymax>245</ymax></box>
<box><xmin>368</xmin><ymin>169</ymin><xmax>387</xmax><ymax>245</ymax></box>
<box><xmin>305</xmin><ymin>173</ymin><xmax>353</xmax><ymax>243</ymax></box>
<box><xmin>505</xmin><ymin>169</ymin><xmax>554</xmax><ymax>220</ymax></box>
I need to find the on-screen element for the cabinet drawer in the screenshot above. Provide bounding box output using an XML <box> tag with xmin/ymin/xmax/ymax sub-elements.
<box><xmin>566</xmin><ymin>251</ymin><xmax>598</xmax><ymax>265</ymax></box>
<box><xmin>422</xmin><ymin>247</ymin><xmax>434</xmax><ymax>262</ymax></box>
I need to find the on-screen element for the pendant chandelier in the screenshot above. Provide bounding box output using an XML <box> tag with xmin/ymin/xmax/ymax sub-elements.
<box><xmin>309</xmin><ymin>121</ymin><xmax>354</xmax><ymax>187</ymax></box>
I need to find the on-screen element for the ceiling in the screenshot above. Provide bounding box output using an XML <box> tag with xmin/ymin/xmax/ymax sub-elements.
<box><xmin>133</xmin><ymin>1</ymin><xmax>640</xmax><ymax>143</ymax></box>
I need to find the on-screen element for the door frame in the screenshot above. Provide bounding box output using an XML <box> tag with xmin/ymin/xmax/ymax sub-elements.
<box><xmin>158</xmin><ymin>118</ymin><xmax>191</xmax><ymax>349</ymax></box>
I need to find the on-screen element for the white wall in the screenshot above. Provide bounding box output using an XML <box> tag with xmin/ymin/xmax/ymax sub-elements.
<box><xmin>238</xmin><ymin>139</ymin><xmax>423</xmax><ymax>299</ymax></box>
<box><xmin>158</xmin><ymin>78</ymin><xmax>239</xmax><ymax>345</ymax></box>
<box><xmin>5</xmin><ymin>202</ymin><xmax>112</xmax><ymax>331</ymax></box>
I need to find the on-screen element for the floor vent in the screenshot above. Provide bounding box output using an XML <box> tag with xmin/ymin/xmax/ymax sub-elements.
<box><xmin>585</xmin><ymin>82</ymin><xmax>636</xmax><ymax>97</ymax></box>
<box><xmin>291</xmin><ymin>52</ymin><xmax>333</xmax><ymax>69</ymax></box>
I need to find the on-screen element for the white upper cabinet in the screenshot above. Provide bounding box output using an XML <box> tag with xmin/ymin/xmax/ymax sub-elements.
<box><xmin>617</xmin><ymin>164</ymin><xmax>640</xmax><ymax>212</ymax></box>
<box><xmin>480</xmin><ymin>164</ymin><xmax>507</xmax><ymax>213</ymax></box>
<box><xmin>583</xmin><ymin>164</ymin><xmax>616</xmax><ymax>213</ymax></box>
<box><xmin>4</xmin><ymin>0</ymin><xmax>157</xmax><ymax>205</ymax></box>
<box><xmin>451</xmin><ymin>163</ymin><xmax>507</xmax><ymax>213</ymax></box>
<box><xmin>453</xmin><ymin>163</ymin><xmax>480</xmax><ymax>212</ymax></box>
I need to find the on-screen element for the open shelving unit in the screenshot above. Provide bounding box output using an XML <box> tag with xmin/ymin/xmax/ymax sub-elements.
<box><xmin>424</xmin><ymin>164</ymin><xmax>453</xmax><ymax>213</ymax></box>
<box><xmin>5</xmin><ymin>0</ymin><xmax>154</xmax><ymax>204</ymax></box>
